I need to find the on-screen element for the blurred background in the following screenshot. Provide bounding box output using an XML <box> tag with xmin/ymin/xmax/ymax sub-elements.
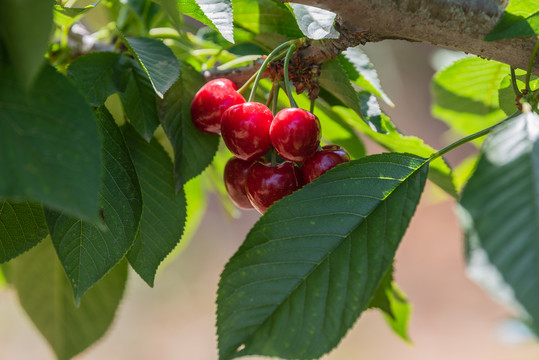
<box><xmin>2</xmin><ymin>38</ymin><xmax>539</xmax><ymax>360</ymax></box>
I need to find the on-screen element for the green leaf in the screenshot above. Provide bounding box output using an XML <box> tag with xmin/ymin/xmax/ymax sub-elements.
<box><xmin>498</xmin><ymin>71</ymin><xmax>539</xmax><ymax>116</ymax></box>
<box><xmin>341</xmin><ymin>47</ymin><xmax>394</xmax><ymax>106</ymax></box>
<box><xmin>178</xmin><ymin>0</ymin><xmax>218</xmax><ymax>31</ymax></box>
<box><xmin>120</xmin><ymin>58</ymin><xmax>160</xmax><ymax>141</ymax></box>
<box><xmin>485</xmin><ymin>0</ymin><xmax>539</xmax><ymax>41</ymax></box>
<box><xmin>0</xmin><ymin>201</ymin><xmax>48</xmax><ymax>263</ymax></box>
<box><xmin>123</xmin><ymin>124</ymin><xmax>186</xmax><ymax>287</ymax></box>
<box><xmin>195</xmin><ymin>0</ymin><xmax>234</xmax><ymax>43</ymax></box>
<box><xmin>45</xmin><ymin>107</ymin><xmax>142</xmax><ymax>303</ymax></box>
<box><xmin>53</xmin><ymin>1</ymin><xmax>100</xmax><ymax>28</ymax></box>
<box><xmin>288</xmin><ymin>3</ymin><xmax>339</xmax><ymax>40</ymax></box>
<box><xmin>319</xmin><ymin>59</ymin><xmax>382</xmax><ymax>132</ymax></box>
<box><xmin>217</xmin><ymin>153</ymin><xmax>428</xmax><ymax>359</ymax></box>
<box><xmin>158</xmin><ymin>62</ymin><xmax>220</xmax><ymax>190</ymax></box>
<box><xmin>334</xmin><ymin>93</ymin><xmax>457</xmax><ymax>198</ymax></box>
<box><xmin>120</xmin><ymin>35</ymin><xmax>180</xmax><ymax>98</ymax></box>
<box><xmin>0</xmin><ymin>0</ymin><xmax>54</xmax><ymax>88</ymax></box>
<box><xmin>0</xmin><ymin>63</ymin><xmax>101</xmax><ymax>223</ymax></box>
<box><xmin>432</xmin><ymin>57</ymin><xmax>508</xmax><ymax>140</ymax></box>
<box><xmin>368</xmin><ymin>266</ymin><xmax>412</xmax><ymax>342</ymax></box>
<box><xmin>459</xmin><ymin>111</ymin><xmax>539</xmax><ymax>331</ymax></box>
<box><xmin>232</xmin><ymin>0</ymin><xmax>303</xmax><ymax>41</ymax></box>
<box><xmin>6</xmin><ymin>238</ymin><xmax>127</xmax><ymax>360</ymax></box>
<box><xmin>67</xmin><ymin>52</ymin><xmax>130</xmax><ymax>107</ymax></box>
<box><xmin>156</xmin><ymin>0</ymin><xmax>182</xmax><ymax>32</ymax></box>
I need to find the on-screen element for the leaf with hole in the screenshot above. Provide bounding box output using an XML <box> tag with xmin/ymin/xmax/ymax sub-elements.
<box><xmin>217</xmin><ymin>153</ymin><xmax>428</xmax><ymax>359</ymax></box>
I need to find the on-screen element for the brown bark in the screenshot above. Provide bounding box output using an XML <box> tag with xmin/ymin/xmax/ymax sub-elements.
<box><xmin>277</xmin><ymin>0</ymin><xmax>539</xmax><ymax>74</ymax></box>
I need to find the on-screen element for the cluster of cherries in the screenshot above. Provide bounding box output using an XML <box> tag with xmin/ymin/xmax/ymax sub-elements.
<box><xmin>190</xmin><ymin>78</ymin><xmax>350</xmax><ymax>214</ymax></box>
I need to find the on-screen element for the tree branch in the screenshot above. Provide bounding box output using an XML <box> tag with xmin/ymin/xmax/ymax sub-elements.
<box><xmin>278</xmin><ymin>0</ymin><xmax>539</xmax><ymax>74</ymax></box>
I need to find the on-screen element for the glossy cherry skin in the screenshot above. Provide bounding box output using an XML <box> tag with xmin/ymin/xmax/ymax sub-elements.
<box><xmin>301</xmin><ymin>145</ymin><xmax>351</xmax><ymax>183</ymax></box>
<box><xmin>223</xmin><ymin>157</ymin><xmax>255</xmax><ymax>209</ymax></box>
<box><xmin>190</xmin><ymin>78</ymin><xmax>245</xmax><ymax>134</ymax></box>
<box><xmin>247</xmin><ymin>161</ymin><xmax>302</xmax><ymax>214</ymax></box>
<box><xmin>221</xmin><ymin>102</ymin><xmax>274</xmax><ymax>161</ymax></box>
<box><xmin>270</xmin><ymin>108</ymin><xmax>321</xmax><ymax>162</ymax></box>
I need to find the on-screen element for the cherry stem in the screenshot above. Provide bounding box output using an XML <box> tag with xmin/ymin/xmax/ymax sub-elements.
<box><xmin>430</xmin><ymin>111</ymin><xmax>520</xmax><ymax>161</ymax></box>
<box><xmin>248</xmin><ymin>40</ymin><xmax>295</xmax><ymax>103</ymax></box>
<box><xmin>283</xmin><ymin>44</ymin><xmax>298</xmax><ymax>108</ymax></box>
<box><xmin>526</xmin><ymin>39</ymin><xmax>539</xmax><ymax>92</ymax></box>
<box><xmin>510</xmin><ymin>66</ymin><xmax>522</xmax><ymax>96</ymax></box>
<box><xmin>237</xmin><ymin>70</ymin><xmax>258</xmax><ymax>95</ymax></box>
<box><xmin>271</xmin><ymin>148</ymin><xmax>277</xmax><ymax>167</ymax></box>
<box><xmin>310</xmin><ymin>98</ymin><xmax>315</xmax><ymax>113</ymax></box>
<box><xmin>265</xmin><ymin>81</ymin><xmax>276</xmax><ymax>107</ymax></box>
<box><xmin>272</xmin><ymin>81</ymin><xmax>280</xmax><ymax>115</ymax></box>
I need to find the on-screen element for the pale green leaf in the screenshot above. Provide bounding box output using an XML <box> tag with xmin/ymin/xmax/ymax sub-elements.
<box><xmin>120</xmin><ymin>35</ymin><xmax>180</xmax><ymax>97</ymax></box>
<box><xmin>0</xmin><ymin>201</ymin><xmax>48</xmax><ymax>263</ymax></box>
<box><xmin>53</xmin><ymin>1</ymin><xmax>100</xmax><ymax>28</ymax></box>
<box><xmin>432</xmin><ymin>57</ymin><xmax>508</xmax><ymax>141</ymax></box>
<box><xmin>158</xmin><ymin>62</ymin><xmax>219</xmax><ymax>190</ymax></box>
<box><xmin>459</xmin><ymin>111</ymin><xmax>539</xmax><ymax>331</ymax></box>
<box><xmin>341</xmin><ymin>47</ymin><xmax>393</xmax><ymax>106</ymax></box>
<box><xmin>288</xmin><ymin>3</ymin><xmax>339</xmax><ymax>40</ymax></box>
<box><xmin>218</xmin><ymin>153</ymin><xmax>428</xmax><ymax>359</ymax></box>
<box><xmin>485</xmin><ymin>0</ymin><xmax>539</xmax><ymax>41</ymax></box>
<box><xmin>6</xmin><ymin>238</ymin><xmax>127</xmax><ymax>360</ymax></box>
<box><xmin>196</xmin><ymin>0</ymin><xmax>234</xmax><ymax>43</ymax></box>
<box><xmin>0</xmin><ymin>0</ymin><xmax>54</xmax><ymax>88</ymax></box>
<box><xmin>0</xmin><ymin>63</ymin><xmax>101</xmax><ymax>223</ymax></box>
<box><xmin>123</xmin><ymin>124</ymin><xmax>186</xmax><ymax>287</ymax></box>
<box><xmin>45</xmin><ymin>107</ymin><xmax>142</xmax><ymax>303</ymax></box>
<box><xmin>334</xmin><ymin>93</ymin><xmax>457</xmax><ymax>198</ymax></box>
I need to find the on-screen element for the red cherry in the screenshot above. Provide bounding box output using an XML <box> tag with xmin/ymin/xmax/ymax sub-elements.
<box><xmin>221</xmin><ymin>102</ymin><xmax>274</xmax><ymax>161</ymax></box>
<box><xmin>190</xmin><ymin>78</ymin><xmax>245</xmax><ymax>134</ymax></box>
<box><xmin>223</xmin><ymin>157</ymin><xmax>254</xmax><ymax>209</ymax></box>
<box><xmin>270</xmin><ymin>108</ymin><xmax>321</xmax><ymax>162</ymax></box>
<box><xmin>246</xmin><ymin>161</ymin><xmax>302</xmax><ymax>214</ymax></box>
<box><xmin>301</xmin><ymin>145</ymin><xmax>351</xmax><ymax>183</ymax></box>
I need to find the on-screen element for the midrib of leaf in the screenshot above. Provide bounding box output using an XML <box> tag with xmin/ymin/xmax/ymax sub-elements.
<box><xmin>225</xmin><ymin>159</ymin><xmax>424</xmax><ymax>353</ymax></box>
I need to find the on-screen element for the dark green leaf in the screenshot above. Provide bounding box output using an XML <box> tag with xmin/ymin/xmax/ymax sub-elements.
<box><xmin>158</xmin><ymin>63</ymin><xmax>219</xmax><ymax>190</ymax></box>
<box><xmin>120</xmin><ymin>58</ymin><xmax>160</xmax><ymax>141</ymax></box>
<box><xmin>217</xmin><ymin>153</ymin><xmax>428</xmax><ymax>359</ymax></box>
<box><xmin>432</xmin><ymin>57</ymin><xmax>508</xmax><ymax>140</ymax></box>
<box><xmin>288</xmin><ymin>3</ymin><xmax>339</xmax><ymax>40</ymax></box>
<box><xmin>341</xmin><ymin>47</ymin><xmax>393</xmax><ymax>106</ymax></box>
<box><xmin>45</xmin><ymin>107</ymin><xmax>142</xmax><ymax>303</ymax></box>
<box><xmin>67</xmin><ymin>52</ymin><xmax>130</xmax><ymax>107</ymax></box>
<box><xmin>123</xmin><ymin>125</ymin><xmax>186</xmax><ymax>287</ymax></box>
<box><xmin>459</xmin><ymin>111</ymin><xmax>539</xmax><ymax>332</ymax></box>
<box><xmin>485</xmin><ymin>0</ymin><xmax>539</xmax><ymax>41</ymax></box>
<box><xmin>156</xmin><ymin>0</ymin><xmax>182</xmax><ymax>32</ymax></box>
<box><xmin>0</xmin><ymin>64</ymin><xmax>101</xmax><ymax>223</ymax></box>
<box><xmin>120</xmin><ymin>35</ymin><xmax>180</xmax><ymax>97</ymax></box>
<box><xmin>6</xmin><ymin>238</ymin><xmax>127</xmax><ymax>360</ymax></box>
<box><xmin>0</xmin><ymin>201</ymin><xmax>48</xmax><ymax>263</ymax></box>
<box><xmin>0</xmin><ymin>0</ymin><xmax>54</xmax><ymax>88</ymax></box>
<box><xmin>195</xmin><ymin>0</ymin><xmax>234</xmax><ymax>43</ymax></box>
<box><xmin>334</xmin><ymin>93</ymin><xmax>457</xmax><ymax>198</ymax></box>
